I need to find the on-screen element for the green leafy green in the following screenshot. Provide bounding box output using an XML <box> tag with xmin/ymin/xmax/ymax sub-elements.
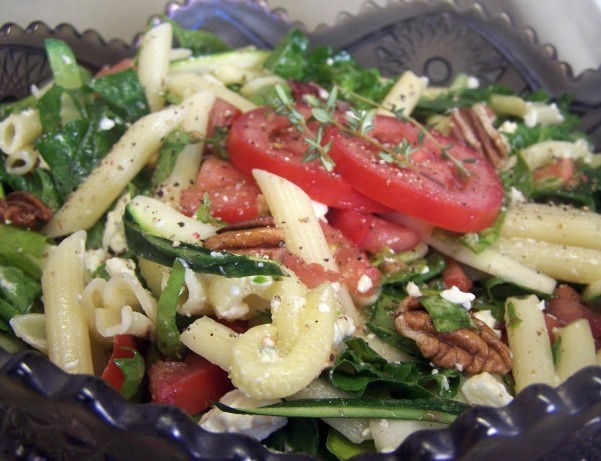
<box><xmin>265</xmin><ymin>418</ymin><xmax>320</xmax><ymax>456</ymax></box>
<box><xmin>114</xmin><ymin>348</ymin><xmax>146</xmax><ymax>399</ymax></box>
<box><xmin>0</xmin><ymin>158</ymin><xmax>61</xmax><ymax>211</ymax></box>
<box><xmin>0</xmin><ymin>224</ymin><xmax>49</xmax><ymax>279</ymax></box>
<box><xmin>329</xmin><ymin>337</ymin><xmax>462</xmax><ymax>399</ymax></box>
<box><xmin>165</xmin><ymin>18</ymin><xmax>231</xmax><ymax>56</ymax></box>
<box><xmin>156</xmin><ymin>258</ymin><xmax>186</xmax><ymax>358</ymax></box>
<box><xmin>263</xmin><ymin>28</ymin><xmax>309</xmax><ymax>80</ymax></box>
<box><xmin>0</xmin><ymin>266</ymin><xmax>40</xmax><ymax>319</ymax></box>
<box><xmin>419</xmin><ymin>295</ymin><xmax>478</xmax><ymax>333</ymax></box>
<box><xmin>366</xmin><ymin>288</ymin><xmax>422</xmax><ymax>357</ymax></box>
<box><xmin>36</xmin><ymin>114</ymin><xmax>123</xmax><ymax>202</ymax></box>
<box><xmin>45</xmin><ymin>38</ymin><xmax>85</xmax><ymax>89</ymax></box>
<box><xmin>88</xmin><ymin>69</ymin><xmax>150</xmax><ymax>122</ymax></box>
<box><xmin>151</xmin><ymin>128</ymin><xmax>194</xmax><ymax>188</ymax></box>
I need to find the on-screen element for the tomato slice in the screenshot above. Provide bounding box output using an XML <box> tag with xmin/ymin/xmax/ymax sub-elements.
<box><xmin>226</xmin><ymin>107</ymin><xmax>389</xmax><ymax>212</ymax></box>
<box><xmin>180</xmin><ymin>155</ymin><xmax>262</xmax><ymax>223</ymax></box>
<box><xmin>101</xmin><ymin>334</ymin><xmax>138</xmax><ymax>392</ymax></box>
<box><xmin>148</xmin><ymin>352</ymin><xmax>232</xmax><ymax>415</ymax></box>
<box><xmin>320</xmin><ymin>222</ymin><xmax>382</xmax><ymax>298</ymax></box>
<box><xmin>327</xmin><ymin>208</ymin><xmax>420</xmax><ymax>254</ymax></box>
<box><xmin>327</xmin><ymin>116</ymin><xmax>504</xmax><ymax>233</ymax></box>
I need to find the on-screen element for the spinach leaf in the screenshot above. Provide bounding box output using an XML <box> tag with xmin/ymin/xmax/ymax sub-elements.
<box><xmin>263</xmin><ymin>28</ymin><xmax>309</xmax><ymax>80</ymax></box>
<box><xmin>366</xmin><ymin>287</ymin><xmax>422</xmax><ymax>357</ymax></box>
<box><xmin>265</xmin><ymin>418</ymin><xmax>321</xmax><ymax>456</ymax></box>
<box><xmin>88</xmin><ymin>69</ymin><xmax>150</xmax><ymax>123</ymax></box>
<box><xmin>114</xmin><ymin>348</ymin><xmax>146</xmax><ymax>399</ymax></box>
<box><xmin>151</xmin><ymin>128</ymin><xmax>194</xmax><ymax>188</ymax></box>
<box><xmin>0</xmin><ymin>224</ymin><xmax>49</xmax><ymax>279</ymax></box>
<box><xmin>166</xmin><ymin>19</ymin><xmax>231</xmax><ymax>55</ymax></box>
<box><xmin>0</xmin><ymin>158</ymin><xmax>61</xmax><ymax>211</ymax></box>
<box><xmin>156</xmin><ymin>258</ymin><xmax>186</xmax><ymax>359</ymax></box>
<box><xmin>419</xmin><ymin>295</ymin><xmax>477</xmax><ymax>333</ymax></box>
<box><xmin>0</xmin><ymin>265</ymin><xmax>41</xmax><ymax>317</ymax></box>
<box><xmin>36</xmin><ymin>104</ymin><xmax>125</xmax><ymax>202</ymax></box>
<box><xmin>329</xmin><ymin>337</ymin><xmax>462</xmax><ymax>399</ymax></box>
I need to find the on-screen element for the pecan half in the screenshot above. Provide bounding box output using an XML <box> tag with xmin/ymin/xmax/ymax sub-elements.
<box><xmin>203</xmin><ymin>217</ymin><xmax>285</xmax><ymax>253</ymax></box>
<box><xmin>395</xmin><ymin>309</ymin><xmax>512</xmax><ymax>374</ymax></box>
<box><xmin>449</xmin><ymin>103</ymin><xmax>508</xmax><ymax>169</ymax></box>
<box><xmin>0</xmin><ymin>191</ymin><xmax>52</xmax><ymax>229</ymax></box>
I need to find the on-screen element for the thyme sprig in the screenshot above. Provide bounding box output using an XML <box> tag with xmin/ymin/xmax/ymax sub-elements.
<box><xmin>270</xmin><ymin>83</ymin><xmax>472</xmax><ymax>180</ymax></box>
<box><xmin>273</xmin><ymin>85</ymin><xmax>335</xmax><ymax>172</ymax></box>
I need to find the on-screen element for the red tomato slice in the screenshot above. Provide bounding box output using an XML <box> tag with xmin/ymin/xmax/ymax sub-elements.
<box><xmin>226</xmin><ymin>107</ymin><xmax>389</xmax><ymax>212</ymax></box>
<box><xmin>180</xmin><ymin>155</ymin><xmax>262</xmax><ymax>223</ymax></box>
<box><xmin>320</xmin><ymin>222</ymin><xmax>382</xmax><ymax>298</ymax></box>
<box><xmin>441</xmin><ymin>258</ymin><xmax>473</xmax><ymax>292</ymax></box>
<box><xmin>327</xmin><ymin>208</ymin><xmax>420</xmax><ymax>254</ymax></box>
<box><xmin>101</xmin><ymin>334</ymin><xmax>138</xmax><ymax>392</ymax></box>
<box><xmin>327</xmin><ymin>116</ymin><xmax>504</xmax><ymax>233</ymax></box>
<box><xmin>148</xmin><ymin>352</ymin><xmax>232</xmax><ymax>415</ymax></box>
<box><xmin>205</xmin><ymin>98</ymin><xmax>242</xmax><ymax>156</ymax></box>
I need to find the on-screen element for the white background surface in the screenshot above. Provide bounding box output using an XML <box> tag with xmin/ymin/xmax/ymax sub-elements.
<box><xmin>2</xmin><ymin>0</ymin><xmax>601</xmax><ymax>75</ymax></box>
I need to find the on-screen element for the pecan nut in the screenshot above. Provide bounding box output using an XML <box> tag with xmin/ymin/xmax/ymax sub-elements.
<box><xmin>0</xmin><ymin>191</ymin><xmax>52</xmax><ymax>229</ymax></box>
<box><xmin>203</xmin><ymin>216</ymin><xmax>285</xmax><ymax>252</ymax></box>
<box><xmin>449</xmin><ymin>103</ymin><xmax>508</xmax><ymax>169</ymax></box>
<box><xmin>395</xmin><ymin>309</ymin><xmax>512</xmax><ymax>374</ymax></box>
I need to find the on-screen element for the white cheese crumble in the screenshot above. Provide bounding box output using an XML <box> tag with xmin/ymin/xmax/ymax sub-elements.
<box><xmin>509</xmin><ymin>186</ymin><xmax>526</xmax><ymax>204</ymax></box>
<box><xmin>105</xmin><ymin>257</ymin><xmax>137</xmax><ymax>278</ymax></box>
<box><xmin>461</xmin><ymin>372</ymin><xmax>513</xmax><ymax>407</ymax></box>
<box><xmin>311</xmin><ymin>200</ymin><xmax>329</xmax><ymax>222</ymax></box>
<box><xmin>440</xmin><ymin>286</ymin><xmax>475</xmax><ymax>309</ymax></box>
<box><xmin>356</xmin><ymin>274</ymin><xmax>373</xmax><ymax>294</ymax></box>
<box><xmin>99</xmin><ymin>117</ymin><xmax>116</xmax><ymax>131</ymax></box>
<box><xmin>498</xmin><ymin>120</ymin><xmax>518</xmax><ymax>134</ymax></box>
<box><xmin>473</xmin><ymin>310</ymin><xmax>502</xmax><ymax>338</ymax></box>
<box><xmin>200</xmin><ymin>389</ymin><xmax>287</xmax><ymax>441</ymax></box>
<box><xmin>406</xmin><ymin>281</ymin><xmax>423</xmax><ymax>298</ymax></box>
<box><xmin>523</xmin><ymin>102</ymin><xmax>564</xmax><ymax>128</ymax></box>
<box><xmin>333</xmin><ymin>315</ymin><xmax>356</xmax><ymax>347</ymax></box>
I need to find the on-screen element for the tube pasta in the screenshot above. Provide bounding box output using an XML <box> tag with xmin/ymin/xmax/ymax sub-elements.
<box><xmin>426</xmin><ymin>234</ymin><xmax>556</xmax><ymax>294</ymax></box>
<box><xmin>504</xmin><ymin>295</ymin><xmax>556</xmax><ymax>392</ymax></box>
<box><xmin>9</xmin><ymin>313</ymin><xmax>48</xmax><ymax>354</ymax></box>
<box><xmin>370</xmin><ymin>419</ymin><xmax>446</xmax><ymax>453</ymax></box>
<box><xmin>5</xmin><ymin>144</ymin><xmax>39</xmax><ymax>175</ymax></box>
<box><xmin>253</xmin><ymin>169</ymin><xmax>363</xmax><ymax>323</ymax></box>
<box><xmin>207</xmin><ymin>275</ymin><xmax>275</xmax><ymax>321</ymax></box>
<box><xmin>166</xmin><ymin>73</ymin><xmax>257</xmax><ymax>112</ymax></box>
<box><xmin>180</xmin><ymin>316</ymin><xmax>239</xmax><ymax>371</ymax></box>
<box><xmin>0</xmin><ymin>109</ymin><xmax>42</xmax><ymax>154</ymax></box>
<box><xmin>555</xmin><ymin>319</ymin><xmax>597</xmax><ymax>383</ymax></box>
<box><xmin>42</xmin><ymin>230</ymin><xmax>94</xmax><ymax>374</ymax></box>
<box><xmin>493</xmin><ymin>236</ymin><xmax>601</xmax><ymax>284</ymax></box>
<box><xmin>137</xmin><ymin>22</ymin><xmax>172</xmax><ymax>112</ymax></box>
<box><xmin>229</xmin><ymin>282</ymin><xmax>337</xmax><ymax>400</ymax></box>
<box><xmin>43</xmin><ymin>100</ymin><xmax>191</xmax><ymax>238</ymax></box>
<box><xmin>502</xmin><ymin>202</ymin><xmax>601</xmax><ymax>251</ymax></box>
<box><xmin>377</xmin><ymin>71</ymin><xmax>427</xmax><ymax>118</ymax></box>
<box><xmin>155</xmin><ymin>90</ymin><xmax>217</xmax><ymax>206</ymax></box>
<box><xmin>520</xmin><ymin>140</ymin><xmax>593</xmax><ymax>171</ymax></box>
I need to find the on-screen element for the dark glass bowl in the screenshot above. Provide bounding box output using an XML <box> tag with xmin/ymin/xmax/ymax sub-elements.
<box><xmin>1</xmin><ymin>1</ymin><xmax>601</xmax><ymax>460</ymax></box>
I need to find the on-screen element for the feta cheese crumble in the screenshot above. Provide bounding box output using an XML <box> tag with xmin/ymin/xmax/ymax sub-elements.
<box><xmin>440</xmin><ymin>286</ymin><xmax>475</xmax><ymax>309</ymax></box>
<box><xmin>461</xmin><ymin>372</ymin><xmax>513</xmax><ymax>407</ymax></box>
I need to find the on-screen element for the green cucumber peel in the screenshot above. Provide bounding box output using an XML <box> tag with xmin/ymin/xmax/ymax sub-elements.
<box><xmin>123</xmin><ymin>208</ymin><xmax>287</xmax><ymax>278</ymax></box>
<box><xmin>214</xmin><ymin>397</ymin><xmax>469</xmax><ymax>424</ymax></box>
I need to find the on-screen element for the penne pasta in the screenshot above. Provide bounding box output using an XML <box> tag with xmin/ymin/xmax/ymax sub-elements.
<box><xmin>137</xmin><ymin>22</ymin><xmax>172</xmax><ymax>112</ymax></box>
<box><xmin>504</xmin><ymin>295</ymin><xmax>556</xmax><ymax>392</ymax></box>
<box><xmin>493</xmin><ymin>236</ymin><xmax>601</xmax><ymax>284</ymax></box>
<box><xmin>554</xmin><ymin>319</ymin><xmax>597</xmax><ymax>383</ymax></box>
<box><xmin>377</xmin><ymin>70</ymin><xmax>427</xmax><ymax>118</ymax></box>
<box><xmin>501</xmin><ymin>202</ymin><xmax>601</xmax><ymax>251</ymax></box>
<box><xmin>0</xmin><ymin>109</ymin><xmax>42</xmax><ymax>154</ymax></box>
<box><xmin>42</xmin><ymin>230</ymin><xmax>94</xmax><ymax>374</ymax></box>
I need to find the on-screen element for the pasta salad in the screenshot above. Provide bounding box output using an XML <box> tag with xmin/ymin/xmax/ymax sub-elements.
<box><xmin>1</xmin><ymin>20</ymin><xmax>600</xmax><ymax>458</ymax></box>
